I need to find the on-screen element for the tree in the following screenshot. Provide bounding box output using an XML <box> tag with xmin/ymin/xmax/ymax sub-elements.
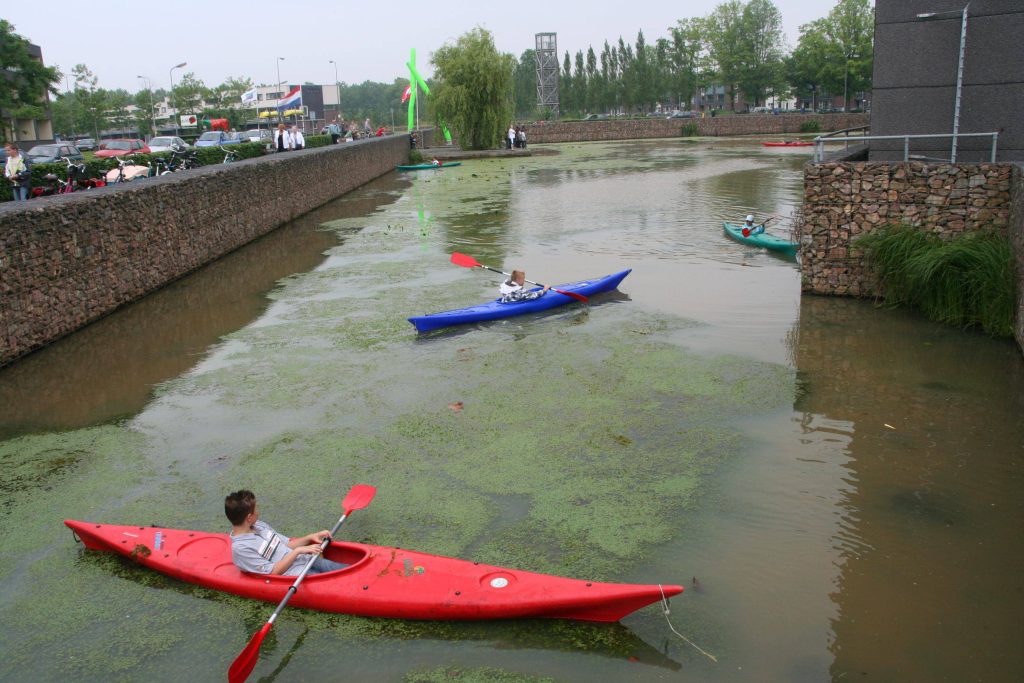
<box><xmin>511</xmin><ymin>50</ymin><xmax>537</xmax><ymax>117</ymax></box>
<box><xmin>172</xmin><ymin>72</ymin><xmax>206</xmax><ymax>115</ymax></box>
<box><xmin>71</xmin><ymin>64</ymin><xmax>107</xmax><ymax>141</ymax></box>
<box><xmin>735</xmin><ymin>0</ymin><xmax>787</xmax><ymax>107</ymax></box>
<box><xmin>431</xmin><ymin>27</ymin><xmax>515</xmax><ymax>149</ymax></box>
<box><xmin>788</xmin><ymin>0</ymin><xmax>874</xmax><ymax>110</ymax></box>
<box><xmin>706</xmin><ymin>0</ymin><xmax>746</xmax><ymax>110</ymax></box>
<box><xmin>670</xmin><ymin>18</ymin><xmax>708</xmax><ymax>109</ymax></box>
<box><xmin>0</xmin><ymin>20</ymin><xmax>60</xmax><ymax>142</ymax></box>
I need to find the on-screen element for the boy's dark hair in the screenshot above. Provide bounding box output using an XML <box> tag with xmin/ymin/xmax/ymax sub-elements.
<box><xmin>225</xmin><ymin>490</ymin><xmax>257</xmax><ymax>525</ymax></box>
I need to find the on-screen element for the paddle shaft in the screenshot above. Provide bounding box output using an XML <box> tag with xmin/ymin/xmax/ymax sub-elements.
<box><xmin>229</xmin><ymin>484</ymin><xmax>375</xmax><ymax>683</ymax></box>
<box><xmin>265</xmin><ymin>510</ymin><xmax>350</xmax><ymax>626</ymax></box>
<box><xmin>476</xmin><ymin>264</ymin><xmax>588</xmax><ymax>302</ymax></box>
<box><xmin>742</xmin><ymin>216</ymin><xmax>776</xmax><ymax>236</ymax></box>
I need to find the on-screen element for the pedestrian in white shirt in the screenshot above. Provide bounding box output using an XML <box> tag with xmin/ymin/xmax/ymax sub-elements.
<box><xmin>292</xmin><ymin>125</ymin><xmax>305</xmax><ymax>150</ymax></box>
<box><xmin>275</xmin><ymin>123</ymin><xmax>294</xmax><ymax>152</ymax></box>
<box><xmin>507</xmin><ymin>125</ymin><xmax>515</xmax><ymax>150</ymax></box>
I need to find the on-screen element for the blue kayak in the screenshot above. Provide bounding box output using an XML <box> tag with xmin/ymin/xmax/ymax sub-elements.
<box><xmin>723</xmin><ymin>222</ymin><xmax>798</xmax><ymax>257</ymax></box>
<box><xmin>397</xmin><ymin>162</ymin><xmax>462</xmax><ymax>171</ymax></box>
<box><xmin>408</xmin><ymin>270</ymin><xmax>631</xmax><ymax>333</ymax></box>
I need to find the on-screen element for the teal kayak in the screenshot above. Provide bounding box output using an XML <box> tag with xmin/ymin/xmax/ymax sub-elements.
<box><xmin>723</xmin><ymin>222</ymin><xmax>798</xmax><ymax>257</ymax></box>
<box><xmin>397</xmin><ymin>162</ymin><xmax>462</xmax><ymax>171</ymax></box>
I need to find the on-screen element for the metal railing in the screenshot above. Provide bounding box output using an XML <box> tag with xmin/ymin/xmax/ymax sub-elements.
<box><xmin>814</xmin><ymin>131</ymin><xmax>999</xmax><ymax>163</ymax></box>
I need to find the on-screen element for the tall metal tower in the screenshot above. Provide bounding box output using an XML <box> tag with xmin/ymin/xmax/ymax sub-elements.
<box><xmin>535</xmin><ymin>33</ymin><xmax>559</xmax><ymax>117</ymax></box>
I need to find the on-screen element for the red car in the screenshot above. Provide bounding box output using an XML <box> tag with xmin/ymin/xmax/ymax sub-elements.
<box><xmin>94</xmin><ymin>139</ymin><xmax>151</xmax><ymax>158</ymax></box>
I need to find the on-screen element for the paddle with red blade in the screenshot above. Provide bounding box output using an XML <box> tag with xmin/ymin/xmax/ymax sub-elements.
<box><xmin>228</xmin><ymin>484</ymin><xmax>377</xmax><ymax>683</ymax></box>
<box><xmin>742</xmin><ymin>216</ymin><xmax>776</xmax><ymax>237</ymax></box>
<box><xmin>449</xmin><ymin>252</ymin><xmax>589</xmax><ymax>303</ymax></box>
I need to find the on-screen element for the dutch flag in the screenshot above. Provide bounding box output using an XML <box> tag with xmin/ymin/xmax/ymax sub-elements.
<box><xmin>277</xmin><ymin>86</ymin><xmax>302</xmax><ymax>112</ymax></box>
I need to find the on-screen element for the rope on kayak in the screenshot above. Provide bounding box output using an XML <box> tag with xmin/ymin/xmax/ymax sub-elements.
<box><xmin>658</xmin><ymin>584</ymin><xmax>718</xmax><ymax>663</ymax></box>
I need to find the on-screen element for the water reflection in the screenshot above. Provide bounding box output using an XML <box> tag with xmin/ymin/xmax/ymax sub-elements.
<box><xmin>791</xmin><ymin>295</ymin><xmax>1024</xmax><ymax>681</ymax></box>
<box><xmin>0</xmin><ymin>176</ymin><xmax>407</xmax><ymax>439</ymax></box>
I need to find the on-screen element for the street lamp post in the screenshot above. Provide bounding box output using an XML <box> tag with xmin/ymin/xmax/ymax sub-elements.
<box><xmin>329</xmin><ymin>59</ymin><xmax>339</xmax><ymax>122</ymax></box>
<box><xmin>917</xmin><ymin>4</ymin><xmax>970</xmax><ymax>162</ymax></box>
<box><xmin>276</xmin><ymin>57</ymin><xmax>285</xmax><ymax>122</ymax></box>
<box><xmin>169</xmin><ymin>61</ymin><xmax>187</xmax><ymax>137</ymax></box>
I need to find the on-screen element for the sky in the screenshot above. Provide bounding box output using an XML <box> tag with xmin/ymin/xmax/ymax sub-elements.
<box><xmin>5</xmin><ymin>0</ymin><xmax>835</xmax><ymax>94</ymax></box>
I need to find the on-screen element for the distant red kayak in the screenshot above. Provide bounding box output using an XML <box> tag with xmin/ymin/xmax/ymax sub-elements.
<box><xmin>760</xmin><ymin>140</ymin><xmax>813</xmax><ymax>147</ymax></box>
<box><xmin>65</xmin><ymin>520</ymin><xmax>682</xmax><ymax>622</ymax></box>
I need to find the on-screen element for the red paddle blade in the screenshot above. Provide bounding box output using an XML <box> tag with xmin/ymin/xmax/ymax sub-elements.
<box><xmin>342</xmin><ymin>484</ymin><xmax>376</xmax><ymax>513</ymax></box>
<box><xmin>450</xmin><ymin>252</ymin><xmax>480</xmax><ymax>268</ymax></box>
<box><xmin>554</xmin><ymin>288</ymin><xmax>589</xmax><ymax>303</ymax></box>
<box><xmin>742</xmin><ymin>228</ymin><xmax>751</xmax><ymax>237</ymax></box>
<box><xmin>229</xmin><ymin>622</ymin><xmax>273</xmax><ymax>683</ymax></box>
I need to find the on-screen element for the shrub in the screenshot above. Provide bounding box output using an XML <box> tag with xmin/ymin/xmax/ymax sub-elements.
<box><xmin>857</xmin><ymin>223</ymin><xmax>1015</xmax><ymax>337</ymax></box>
<box><xmin>408</xmin><ymin>150</ymin><xmax>423</xmax><ymax>163</ymax></box>
<box><xmin>303</xmin><ymin>134</ymin><xmax>332</xmax><ymax>149</ymax></box>
<box><xmin>681</xmin><ymin>123</ymin><xmax>700</xmax><ymax>137</ymax></box>
<box><xmin>799</xmin><ymin>119</ymin><xmax>821</xmax><ymax>133</ymax></box>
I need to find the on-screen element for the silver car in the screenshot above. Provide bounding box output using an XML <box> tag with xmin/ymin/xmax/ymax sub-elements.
<box><xmin>147</xmin><ymin>136</ymin><xmax>189</xmax><ymax>153</ymax></box>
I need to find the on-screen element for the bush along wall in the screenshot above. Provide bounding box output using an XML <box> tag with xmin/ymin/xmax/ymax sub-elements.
<box><xmin>857</xmin><ymin>223</ymin><xmax>1016</xmax><ymax>337</ymax></box>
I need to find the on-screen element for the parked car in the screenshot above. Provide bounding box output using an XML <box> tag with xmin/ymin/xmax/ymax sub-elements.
<box><xmin>26</xmin><ymin>143</ymin><xmax>85</xmax><ymax>164</ymax></box>
<box><xmin>667</xmin><ymin>110</ymin><xmax>698</xmax><ymax>119</ymax></box>
<box><xmin>583</xmin><ymin>114</ymin><xmax>609</xmax><ymax>120</ymax></box>
<box><xmin>94</xmin><ymin>139</ymin><xmax>151</xmax><ymax>158</ymax></box>
<box><xmin>194</xmin><ymin>131</ymin><xmax>244</xmax><ymax>148</ymax></box>
<box><xmin>240</xmin><ymin>129</ymin><xmax>273</xmax><ymax>146</ymax></box>
<box><xmin>75</xmin><ymin>137</ymin><xmax>97</xmax><ymax>151</ymax></box>
<box><xmin>146</xmin><ymin>136</ymin><xmax>189</xmax><ymax>153</ymax></box>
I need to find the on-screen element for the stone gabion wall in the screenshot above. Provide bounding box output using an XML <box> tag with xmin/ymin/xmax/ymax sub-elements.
<box><xmin>0</xmin><ymin>133</ymin><xmax>428</xmax><ymax>367</ymax></box>
<box><xmin>525</xmin><ymin>113</ymin><xmax>868</xmax><ymax>143</ymax></box>
<box><xmin>800</xmin><ymin>161</ymin><xmax>1015</xmax><ymax>298</ymax></box>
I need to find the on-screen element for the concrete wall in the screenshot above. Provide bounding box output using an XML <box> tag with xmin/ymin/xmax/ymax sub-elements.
<box><xmin>525</xmin><ymin>113</ymin><xmax>868</xmax><ymax>144</ymax></box>
<box><xmin>801</xmin><ymin>159</ymin><xmax>1016</xmax><ymax>294</ymax></box>
<box><xmin>871</xmin><ymin>0</ymin><xmax>1024</xmax><ymax>161</ymax></box>
<box><xmin>1011</xmin><ymin>165</ymin><xmax>1024</xmax><ymax>350</ymax></box>
<box><xmin>0</xmin><ymin>133</ymin><xmax>428</xmax><ymax>367</ymax></box>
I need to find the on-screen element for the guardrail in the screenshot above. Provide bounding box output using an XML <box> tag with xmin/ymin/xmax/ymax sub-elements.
<box><xmin>814</xmin><ymin>131</ymin><xmax>999</xmax><ymax>163</ymax></box>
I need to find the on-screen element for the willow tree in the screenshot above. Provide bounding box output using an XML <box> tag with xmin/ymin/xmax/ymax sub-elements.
<box><xmin>432</xmin><ymin>28</ymin><xmax>515</xmax><ymax>150</ymax></box>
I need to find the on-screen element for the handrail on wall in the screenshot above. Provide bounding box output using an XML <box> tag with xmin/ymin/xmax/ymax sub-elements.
<box><xmin>813</xmin><ymin>131</ymin><xmax>1000</xmax><ymax>163</ymax></box>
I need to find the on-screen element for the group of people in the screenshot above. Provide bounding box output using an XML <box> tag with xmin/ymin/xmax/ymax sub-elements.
<box><xmin>506</xmin><ymin>125</ymin><xmax>527</xmax><ymax>150</ymax></box>
<box><xmin>273</xmin><ymin>124</ymin><xmax>306</xmax><ymax>152</ymax></box>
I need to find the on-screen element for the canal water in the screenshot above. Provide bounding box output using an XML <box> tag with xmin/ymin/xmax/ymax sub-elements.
<box><xmin>0</xmin><ymin>139</ymin><xmax>1021</xmax><ymax>682</ymax></box>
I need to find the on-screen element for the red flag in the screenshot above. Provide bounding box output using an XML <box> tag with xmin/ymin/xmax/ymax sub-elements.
<box><xmin>401</xmin><ymin>85</ymin><xmax>412</xmax><ymax>104</ymax></box>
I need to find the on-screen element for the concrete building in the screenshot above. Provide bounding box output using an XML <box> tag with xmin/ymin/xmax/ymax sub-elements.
<box><xmin>1</xmin><ymin>42</ymin><xmax>55</xmax><ymax>145</ymax></box>
<box><xmin>869</xmin><ymin>0</ymin><xmax>1023</xmax><ymax>161</ymax></box>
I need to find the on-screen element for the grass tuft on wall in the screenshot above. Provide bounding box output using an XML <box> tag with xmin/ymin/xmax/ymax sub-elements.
<box><xmin>857</xmin><ymin>224</ymin><xmax>1016</xmax><ymax>337</ymax></box>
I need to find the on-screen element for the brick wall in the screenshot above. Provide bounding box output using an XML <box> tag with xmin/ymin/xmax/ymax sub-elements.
<box><xmin>0</xmin><ymin>133</ymin><xmax>428</xmax><ymax>367</ymax></box>
<box><xmin>525</xmin><ymin>113</ymin><xmax>868</xmax><ymax>143</ymax></box>
<box><xmin>800</xmin><ymin>161</ymin><xmax>1014</xmax><ymax>298</ymax></box>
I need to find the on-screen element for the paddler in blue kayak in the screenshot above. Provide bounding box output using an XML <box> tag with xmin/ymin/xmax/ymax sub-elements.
<box><xmin>499</xmin><ymin>270</ymin><xmax>551</xmax><ymax>303</ymax></box>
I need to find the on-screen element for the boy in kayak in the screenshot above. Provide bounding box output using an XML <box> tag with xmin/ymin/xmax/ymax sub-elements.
<box><xmin>499</xmin><ymin>270</ymin><xmax>550</xmax><ymax>303</ymax></box>
<box><xmin>742</xmin><ymin>214</ymin><xmax>765</xmax><ymax>236</ymax></box>
<box><xmin>225</xmin><ymin>490</ymin><xmax>347</xmax><ymax>576</ymax></box>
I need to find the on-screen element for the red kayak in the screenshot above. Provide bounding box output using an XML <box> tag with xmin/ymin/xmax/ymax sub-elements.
<box><xmin>760</xmin><ymin>140</ymin><xmax>813</xmax><ymax>147</ymax></box>
<box><xmin>65</xmin><ymin>520</ymin><xmax>682</xmax><ymax>622</ymax></box>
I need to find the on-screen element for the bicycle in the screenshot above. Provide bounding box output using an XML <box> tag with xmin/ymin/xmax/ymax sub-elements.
<box><xmin>105</xmin><ymin>155</ymin><xmax>151</xmax><ymax>184</ymax></box>
<box><xmin>218</xmin><ymin>145</ymin><xmax>237</xmax><ymax>164</ymax></box>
